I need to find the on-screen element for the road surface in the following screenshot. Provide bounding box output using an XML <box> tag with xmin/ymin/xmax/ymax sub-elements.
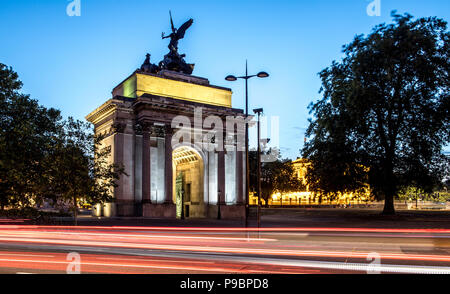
<box><xmin>0</xmin><ymin>225</ymin><xmax>449</xmax><ymax>274</ymax></box>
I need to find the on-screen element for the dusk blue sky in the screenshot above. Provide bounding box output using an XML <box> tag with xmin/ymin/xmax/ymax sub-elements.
<box><xmin>1</xmin><ymin>0</ymin><xmax>449</xmax><ymax>159</ymax></box>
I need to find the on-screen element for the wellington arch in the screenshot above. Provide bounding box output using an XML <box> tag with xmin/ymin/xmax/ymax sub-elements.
<box><xmin>86</xmin><ymin>60</ymin><xmax>246</xmax><ymax>219</ymax></box>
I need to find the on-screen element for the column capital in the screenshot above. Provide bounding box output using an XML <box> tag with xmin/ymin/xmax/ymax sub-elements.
<box><xmin>135</xmin><ymin>121</ymin><xmax>153</xmax><ymax>135</ymax></box>
<box><xmin>112</xmin><ymin>122</ymin><xmax>126</xmax><ymax>134</ymax></box>
<box><xmin>165</xmin><ymin>124</ymin><xmax>174</xmax><ymax>136</ymax></box>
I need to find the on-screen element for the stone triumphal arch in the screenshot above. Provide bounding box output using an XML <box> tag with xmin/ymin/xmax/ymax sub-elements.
<box><xmin>86</xmin><ymin>68</ymin><xmax>246</xmax><ymax>219</ymax></box>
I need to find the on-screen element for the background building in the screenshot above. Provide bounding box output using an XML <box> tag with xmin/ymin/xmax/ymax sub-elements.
<box><xmin>250</xmin><ymin>159</ymin><xmax>372</xmax><ymax>206</ymax></box>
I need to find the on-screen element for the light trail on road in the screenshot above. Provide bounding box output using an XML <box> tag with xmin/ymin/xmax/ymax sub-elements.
<box><xmin>0</xmin><ymin>251</ymin><xmax>325</xmax><ymax>274</ymax></box>
<box><xmin>1</xmin><ymin>225</ymin><xmax>450</xmax><ymax>234</ymax></box>
<box><xmin>0</xmin><ymin>225</ymin><xmax>448</xmax><ymax>274</ymax></box>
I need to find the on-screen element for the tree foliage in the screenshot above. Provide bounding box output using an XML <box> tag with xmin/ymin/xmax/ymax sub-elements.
<box><xmin>0</xmin><ymin>63</ymin><xmax>61</xmax><ymax>209</ymax></box>
<box><xmin>249</xmin><ymin>150</ymin><xmax>305</xmax><ymax>205</ymax></box>
<box><xmin>302</xmin><ymin>12</ymin><xmax>450</xmax><ymax>214</ymax></box>
<box><xmin>0</xmin><ymin>63</ymin><xmax>125</xmax><ymax>215</ymax></box>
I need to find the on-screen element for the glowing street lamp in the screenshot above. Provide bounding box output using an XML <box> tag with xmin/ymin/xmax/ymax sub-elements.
<box><xmin>225</xmin><ymin>61</ymin><xmax>269</xmax><ymax>227</ymax></box>
<box><xmin>253</xmin><ymin>107</ymin><xmax>263</xmax><ymax>229</ymax></box>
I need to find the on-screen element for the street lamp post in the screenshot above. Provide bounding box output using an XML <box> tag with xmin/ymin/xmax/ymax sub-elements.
<box><xmin>253</xmin><ymin>108</ymin><xmax>263</xmax><ymax>229</ymax></box>
<box><xmin>226</xmin><ymin>61</ymin><xmax>269</xmax><ymax>227</ymax></box>
<box><xmin>217</xmin><ymin>189</ymin><xmax>222</xmax><ymax>220</ymax></box>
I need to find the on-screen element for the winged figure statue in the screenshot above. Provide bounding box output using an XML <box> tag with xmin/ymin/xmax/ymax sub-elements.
<box><xmin>162</xmin><ymin>11</ymin><xmax>194</xmax><ymax>53</ymax></box>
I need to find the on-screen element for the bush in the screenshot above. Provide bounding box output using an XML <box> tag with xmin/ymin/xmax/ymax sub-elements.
<box><xmin>0</xmin><ymin>207</ymin><xmax>70</xmax><ymax>219</ymax></box>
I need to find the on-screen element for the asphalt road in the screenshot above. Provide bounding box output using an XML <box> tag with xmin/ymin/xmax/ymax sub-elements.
<box><xmin>0</xmin><ymin>225</ymin><xmax>449</xmax><ymax>274</ymax></box>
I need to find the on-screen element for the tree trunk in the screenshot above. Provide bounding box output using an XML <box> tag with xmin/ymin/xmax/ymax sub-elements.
<box><xmin>382</xmin><ymin>158</ymin><xmax>396</xmax><ymax>215</ymax></box>
<box><xmin>264</xmin><ymin>196</ymin><xmax>269</xmax><ymax>208</ymax></box>
<box><xmin>382</xmin><ymin>192</ymin><xmax>395</xmax><ymax>215</ymax></box>
<box><xmin>416</xmin><ymin>188</ymin><xmax>419</xmax><ymax>209</ymax></box>
<box><xmin>73</xmin><ymin>195</ymin><xmax>78</xmax><ymax>226</ymax></box>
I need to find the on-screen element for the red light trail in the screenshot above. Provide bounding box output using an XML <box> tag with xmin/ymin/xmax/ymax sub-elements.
<box><xmin>0</xmin><ymin>225</ymin><xmax>448</xmax><ymax>274</ymax></box>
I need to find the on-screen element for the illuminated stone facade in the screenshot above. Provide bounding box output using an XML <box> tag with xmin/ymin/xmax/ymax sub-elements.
<box><xmin>86</xmin><ymin>70</ymin><xmax>246</xmax><ymax>219</ymax></box>
<box><xmin>250</xmin><ymin>159</ymin><xmax>372</xmax><ymax>206</ymax></box>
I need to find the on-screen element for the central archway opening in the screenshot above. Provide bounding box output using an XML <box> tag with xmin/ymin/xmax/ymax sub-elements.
<box><xmin>172</xmin><ymin>146</ymin><xmax>204</xmax><ymax>218</ymax></box>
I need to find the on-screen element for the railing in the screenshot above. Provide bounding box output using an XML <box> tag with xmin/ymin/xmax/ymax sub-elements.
<box><xmin>249</xmin><ymin>198</ymin><xmax>450</xmax><ymax>210</ymax></box>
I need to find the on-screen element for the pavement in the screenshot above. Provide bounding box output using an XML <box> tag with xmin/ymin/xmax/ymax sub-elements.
<box><xmin>8</xmin><ymin>207</ymin><xmax>447</xmax><ymax>229</ymax></box>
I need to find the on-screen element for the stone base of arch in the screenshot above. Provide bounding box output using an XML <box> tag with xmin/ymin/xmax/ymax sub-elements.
<box><xmin>205</xmin><ymin>204</ymin><xmax>246</xmax><ymax>220</ymax></box>
<box><xmin>115</xmin><ymin>200</ymin><xmax>135</xmax><ymax>217</ymax></box>
<box><xmin>143</xmin><ymin>203</ymin><xmax>177</xmax><ymax>218</ymax></box>
<box><xmin>140</xmin><ymin>203</ymin><xmax>246</xmax><ymax>220</ymax></box>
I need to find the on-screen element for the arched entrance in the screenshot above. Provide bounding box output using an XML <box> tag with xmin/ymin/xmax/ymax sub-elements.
<box><xmin>172</xmin><ymin>146</ymin><xmax>205</xmax><ymax>218</ymax></box>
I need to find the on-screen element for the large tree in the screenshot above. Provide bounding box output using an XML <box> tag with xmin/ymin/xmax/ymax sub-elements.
<box><xmin>42</xmin><ymin>117</ymin><xmax>125</xmax><ymax>223</ymax></box>
<box><xmin>0</xmin><ymin>63</ymin><xmax>125</xmax><ymax>218</ymax></box>
<box><xmin>302</xmin><ymin>12</ymin><xmax>449</xmax><ymax>215</ymax></box>
<box><xmin>0</xmin><ymin>63</ymin><xmax>61</xmax><ymax>209</ymax></box>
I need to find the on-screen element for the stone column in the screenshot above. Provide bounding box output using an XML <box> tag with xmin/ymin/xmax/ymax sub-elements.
<box><xmin>204</xmin><ymin>151</ymin><xmax>210</xmax><ymax>204</ymax></box>
<box><xmin>217</xmin><ymin>150</ymin><xmax>226</xmax><ymax>205</ymax></box>
<box><xmin>141</xmin><ymin>122</ymin><xmax>152</xmax><ymax>205</ymax></box>
<box><xmin>236</xmin><ymin>150</ymin><xmax>244</xmax><ymax>204</ymax></box>
<box><xmin>110</xmin><ymin>122</ymin><xmax>125</xmax><ymax>217</ymax></box>
<box><xmin>164</xmin><ymin>125</ymin><xmax>173</xmax><ymax>204</ymax></box>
